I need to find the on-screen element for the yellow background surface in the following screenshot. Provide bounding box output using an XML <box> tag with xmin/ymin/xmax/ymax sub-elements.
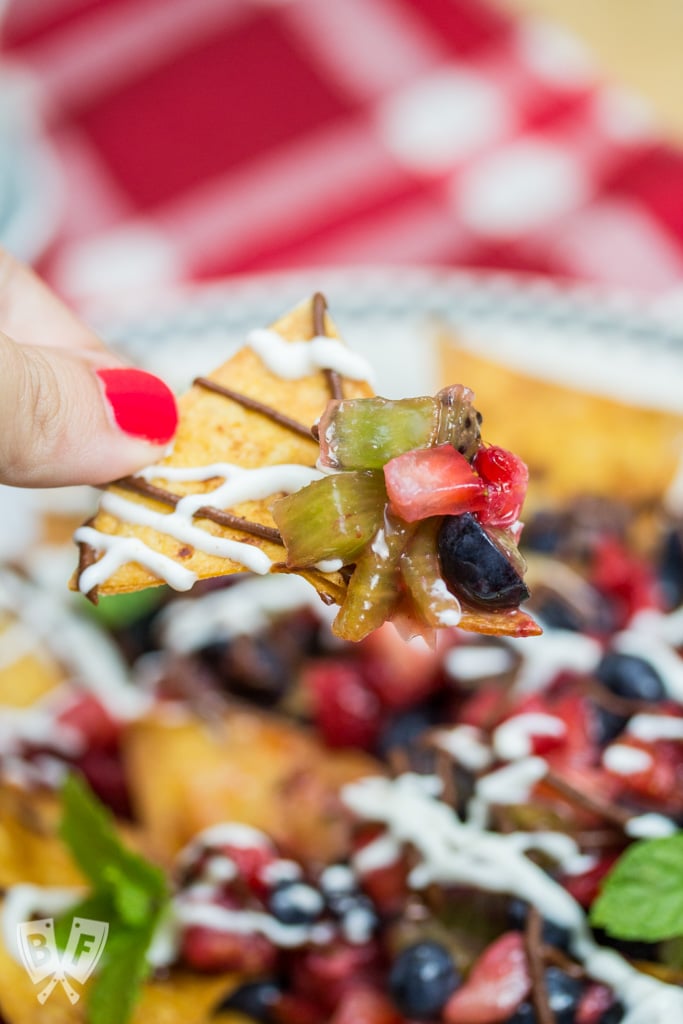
<box><xmin>504</xmin><ymin>0</ymin><xmax>683</xmax><ymax>142</ymax></box>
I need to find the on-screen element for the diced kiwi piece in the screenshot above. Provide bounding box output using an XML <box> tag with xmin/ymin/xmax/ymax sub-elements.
<box><xmin>272</xmin><ymin>470</ymin><xmax>387</xmax><ymax>568</ymax></box>
<box><xmin>401</xmin><ymin>519</ymin><xmax>462</xmax><ymax>629</ymax></box>
<box><xmin>435</xmin><ymin>385</ymin><xmax>483</xmax><ymax>460</ymax></box>
<box><xmin>318</xmin><ymin>396</ymin><xmax>438</xmax><ymax>470</ymax></box>
<box><xmin>333</xmin><ymin>515</ymin><xmax>415</xmax><ymax>641</ymax></box>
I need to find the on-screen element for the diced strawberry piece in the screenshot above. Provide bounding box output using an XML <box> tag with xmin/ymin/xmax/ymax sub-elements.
<box><xmin>292</xmin><ymin>942</ymin><xmax>381</xmax><ymax>1012</ymax></box>
<box><xmin>305</xmin><ymin>660</ymin><xmax>383</xmax><ymax>750</ymax></box>
<box><xmin>604</xmin><ymin>736</ymin><xmax>683</xmax><ymax>811</ymax></box>
<box><xmin>329</xmin><ymin>986</ymin><xmax>403</xmax><ymax>1024</ymax></box>
<box><xmin>353</xmin><ymin>827</ymin><xmax>409</xmax><ymax>914</ymax></box>
<box><xmin>218</xmin><ymin>842</ymin><xmax>278</xmax><ymax>898</ymax></box>
<box><xmin>577</xmin><ymin>983</ymin><xmax>618</xmax><ymax>1024</ymax></box>
<box><xmin>359</xmin><ymin>622</ymin><xmax>441</xmax><ymax>710</ymax></box>
<box><xmin>591</xmin><ymin>535</ymin><xmax>663</xmax><ymax>626</ymax></box>
<box><xmin>275</xmin><ymin>992</ymin><xmax>327</xmax><ymax>1024</ymax></box>
<box><xmin>75</xmin><ymin>750</ymin><xmax>131</xmax><ymax>818</ymax></box>
<box><xmin>474</xmin><ymin>446</ymin><xmax>529</xmax><ymax>528</ymax></box>
<box><xmin>181</xmin><ymin>923</ymin><xmax>277</xmax><ymax>973</ymax></box>
<box><xmin>561</xmin><ymin>853</ymin><xmax>619</xmax><ymax>908</ymax></box>
<box><xmin>384</xmin><ymin>445</ymin><xmax>487</xmax><ymax>523</ymax></box>
<box><xmin>57</xmin><ymin>692</ymin><xmax>121</xmax><ymax>751</ymax></box>
<box><xmin>444</xmin><ymin>932</ymin><xmax>530</xmax><ymax>1023</ymax></box>
<box><xmin>457</xmin><ymin>683</ymin><xmax>509</xmax><ymax>731</ymax></box>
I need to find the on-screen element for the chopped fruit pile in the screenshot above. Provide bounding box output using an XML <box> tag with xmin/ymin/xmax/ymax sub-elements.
<box><xmin>274</xmin><ymin>387</ymin><xmax>537</xmax><ymax>641</ymax></box>
<box><xmin>2</xmin><ymin>495</ymin><xmax>683</xmax><ymax>1024</ymax></box>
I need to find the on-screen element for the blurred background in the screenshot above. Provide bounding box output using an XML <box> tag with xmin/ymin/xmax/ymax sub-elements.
<box><xmin>1</xmin><ymin>0</ymin><xmax>683</xmax><ymax>306</ymax></box>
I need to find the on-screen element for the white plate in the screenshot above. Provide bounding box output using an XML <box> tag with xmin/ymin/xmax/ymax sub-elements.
<box><xmin>0</xmin><ymin>70</ymin><xmax>63</xmax><ymax>263</ymax></box>
<box><xmin>91</xmin><ymin>267</ymin><xmax>683</xmax><ymax>415</ymax></box>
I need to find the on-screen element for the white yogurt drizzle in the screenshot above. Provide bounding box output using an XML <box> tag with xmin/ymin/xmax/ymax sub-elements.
<box><xmin>247</xmin><ymin>329</ymin><xmax>375</xmax><ymax>384</ymax></box>
<box><xmin>1</xmin><ymin>885</ymin><xmax>84</xmax><ymax>964</ymax></box>
<box><xmin>342</xmin><ymin>773</ymin><xmax>683</xmax><ymax>1023</ymax></box>
<box><xmin>432</xmin><ymin>724</ymin><xmax>494</xmax><ymax>773</ymax></box>
<box><xmin>467</xmin><ymin>756</ymin><xmax>549</xmax><ymax>829</ymax></box>
<box><xmin>603</xmin><ymin>744</ymin><xmax>654</xmax><ymax>776</ymax></box>
<box><xmin>506</xmin><ymin>629</ymin><xmax>603</xmax><ymax>695</ymax></box>
<box><xmin>160</xmin><ymin>573</ymin><xmax>335</xmax><ymax>654</ymax></box>
<box><xmin>0</xmin><ymin>569</ymin><xmax>148</xmax><ymax>719</ymax></box>
<box><xmin>77</xmin><ymin>463</ymin><xmax>323</xmax><ymax>595</ymax></box>
<box><xmin>492</xmin><ymin>712</ymin><xmax>567</xmax><ymax>761</ymax></box>
<box><xmin>176</xmin><ymin>822</ymin><xmax>274</xmax><ymax>871</ymax></box>
<box><xmin>444</xmin><ymin>643</ymin><xmax>514</xmax><ymax>681</ymax></box>
<box><xmin>626</xmin><ymin>713</ymin><xmax>683</xmax><ymax>742</ymax></box>
<box><xmin>173</xmin><ymin>897</ymin><xmax>330</xmax><ymax>949</ymax></box>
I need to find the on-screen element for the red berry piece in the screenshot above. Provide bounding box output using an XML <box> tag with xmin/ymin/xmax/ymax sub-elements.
<box><xmin>474</xmin><ymin>446</ymin><xmax>529</xmax><ymax>528</ymax></box>
<box><xmin>221</xmin><ymin>842</ymin><xmax>278</xmax><ymax>898</ymax></box>
<box><xmin>181</xmin><ymin>924</ymin><xmax>276</xmax><ymax>973</ymax></box>
<box><xmin>384</xmin><ymin>445</ymin><xmax>487</xmax><ymax>523</ymax></box>
<box><xmin>330</xmin><ymin>985</ymin><xmax>403</xmax><ymax>1024</ymax></box>
<box><xmin>444</xmin><ymin>931</ymin><xmax>531</xmax><ymax>1023</ymax></box>
<box><xmin>57</xmin><ymin>692</ymin><xmax>121</xmax><ymax>752</ymax></box>
<box><xmin>292</xmin><ymin>941</ymin><xmax>381</xmax><ymax>1012</ymax></box>
<box><xmin>305</xmin><ymin>661</ymin><xmax>383</xmax><ymax>750</ymax></box>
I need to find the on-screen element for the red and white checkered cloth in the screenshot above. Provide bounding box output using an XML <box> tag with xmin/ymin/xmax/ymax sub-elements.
<box><xmin>3</xmin><ymin>0</ymin><xmax>683</xmax><ymax>302</ymax></box>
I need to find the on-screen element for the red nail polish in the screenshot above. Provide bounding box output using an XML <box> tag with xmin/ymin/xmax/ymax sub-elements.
<box><xmin>96</xmin><ymin>368</ymin><xmax>178</xmax><ymax>444</ymax></box>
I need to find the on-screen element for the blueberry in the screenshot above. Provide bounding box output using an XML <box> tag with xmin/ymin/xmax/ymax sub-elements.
<box><xmin>268</xmin><ymin>880</ymin><xmax>324</xmax><ymax>926</ymax></box>
<box><xmin>388</xmin><ymin>940</ymin><xmax>460</xmax><ymax>1019</ymax></box>
<box><xmin>506</xmin><ymin>967</ymin><xmax>583</xmax><ymax>1023</ymax></box>
<box><xmin>522</xmin><ymin>511</ymin><xmax>567</xmax><ymax>555</ymax></box>
<box><xmin>590</xmin><ymin>701</ymin><xmax>628</xmax><ymax>746</ymax></box>
<box><xmin>507</xmin><ymin>899</ymin><xmax>571</xmax><ymax>951</ymax></box>
<box><xmin>200</xmin><ymin>635</ymin><xmax>292</xmax><ymax>706</ymax></box>
<box><xmin>535</xmin><ymin>595</ymin><xmax>582</xmax><ymax>632</ymax></box>
<box><xmin>213</xmin><ymin>978</ymin><xmax>281</xmax><ymax>1021</ymax></box>
<box><xmin>596</xmin><ymin>651</ymin><xmax>665</xmax><ymax>703</ymax></box>
<box><xmin>438</xmin><ymin>514</ymin><xmax>530</xmax><ymax>610</ymax></box>
<box><xmin>600</xmin><ymin>1003</ymin><xmax>625</xmax><ymax>1023</ymax></box>
<box><xmin>376</xmin><ymin>704</ymin><xmax>438</xmax><ymax>759</ymax></box>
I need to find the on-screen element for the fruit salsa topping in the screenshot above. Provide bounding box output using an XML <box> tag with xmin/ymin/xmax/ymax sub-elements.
<box><xmin>2</xmin><ymin>496</ymin><xmax>683</xmax><ymax>1024</ymax></box>
<box><xmin>275</xmin><ymin>385</ymin><xmax>536</xmax><ymax>641</ymax></box>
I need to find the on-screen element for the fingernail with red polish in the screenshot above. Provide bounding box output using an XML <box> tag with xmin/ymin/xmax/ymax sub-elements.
<box><xmin>96</xmin><ymin>368</ymin><xmax>178</xmax><ymax>445</ymax></box>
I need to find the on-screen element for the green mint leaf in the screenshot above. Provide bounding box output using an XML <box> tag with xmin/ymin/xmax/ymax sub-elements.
<box><xmin>87</xmin><ymin>923</ymin><xmax>157</xmax><ymax>1024</ymax></box>
<box><xmin>59</xmin><ymin>773</ymin><xmax>167</xmax><ymax>913</ymax></box>
<box><xmin>590</xmin><ymin>832</ymin><xmax>683</xmax><ymax>942</ymax></box>
<box><xmin>59</xmin><ymin>774</ymin><xmax>171</xmax><ymax>1024</ymax></box>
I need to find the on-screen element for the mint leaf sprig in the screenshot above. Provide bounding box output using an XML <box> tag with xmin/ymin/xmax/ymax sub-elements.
<box><xmin>59</xmin><ymin>773</ymin><xmax>170</xmax><ymax>1024</ymax></box>
<box><xmin>590</xmin><ymin>831</ymin><xmax>683</xmax><ymax>943</ymax></box>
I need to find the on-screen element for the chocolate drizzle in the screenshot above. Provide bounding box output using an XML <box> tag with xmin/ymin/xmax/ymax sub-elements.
<box><xmin>194</xmin><ymin>376</ymin><xmax>313</xmax><ymax>440</ymax></box>
<box><xmin>113</xmin><ymin>475</ymin><xmax>284</xmax><ymax>545</ymax></box>
<box><xmin>544</xmin><ymin>771</ymin><xmax>632</xmax><ymax>829</ymax></box>
<box><xmin>313</xmin><ymin>292</ymin><xmax>343</xmax><ymax>400</ymax></box>
<box><xmin>525</xmin><ymin>905</ymin><xmax>555</xmax><ymax>1024</ymax></box>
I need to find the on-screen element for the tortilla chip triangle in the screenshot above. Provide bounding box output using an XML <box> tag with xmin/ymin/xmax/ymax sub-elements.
<box><xmin>71</xmin><ymin>295</ymin><xmax>371</xmax><ymax>607</ymax></box>
<box><xmin>71</xmin><ymin>295</ymin><xmax>539</xmax><ymax>639</ymax></box>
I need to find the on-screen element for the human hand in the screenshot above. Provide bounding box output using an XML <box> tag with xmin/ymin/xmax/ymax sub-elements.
<box><xmin>0</xmin><ymin>248</ymin><xmax>177</xmax><ymax>487</ymax></box>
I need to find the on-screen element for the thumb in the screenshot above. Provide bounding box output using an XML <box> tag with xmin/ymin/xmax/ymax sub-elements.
<box><xmin>0</xmin><ymin>332</ymin><xmax>178</xmax><ymax>487</ymax></box>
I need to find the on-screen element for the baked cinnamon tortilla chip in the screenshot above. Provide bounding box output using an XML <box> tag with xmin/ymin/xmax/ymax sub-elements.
<box><xmin>71</xmin><ymin>296</ymin><xmax>538</xmax><ymax>639</ymax></box>
<box><xmin>71</xmin><ymin>296</ymin><xmax>372</xmax><ymax>605</ymax></box>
